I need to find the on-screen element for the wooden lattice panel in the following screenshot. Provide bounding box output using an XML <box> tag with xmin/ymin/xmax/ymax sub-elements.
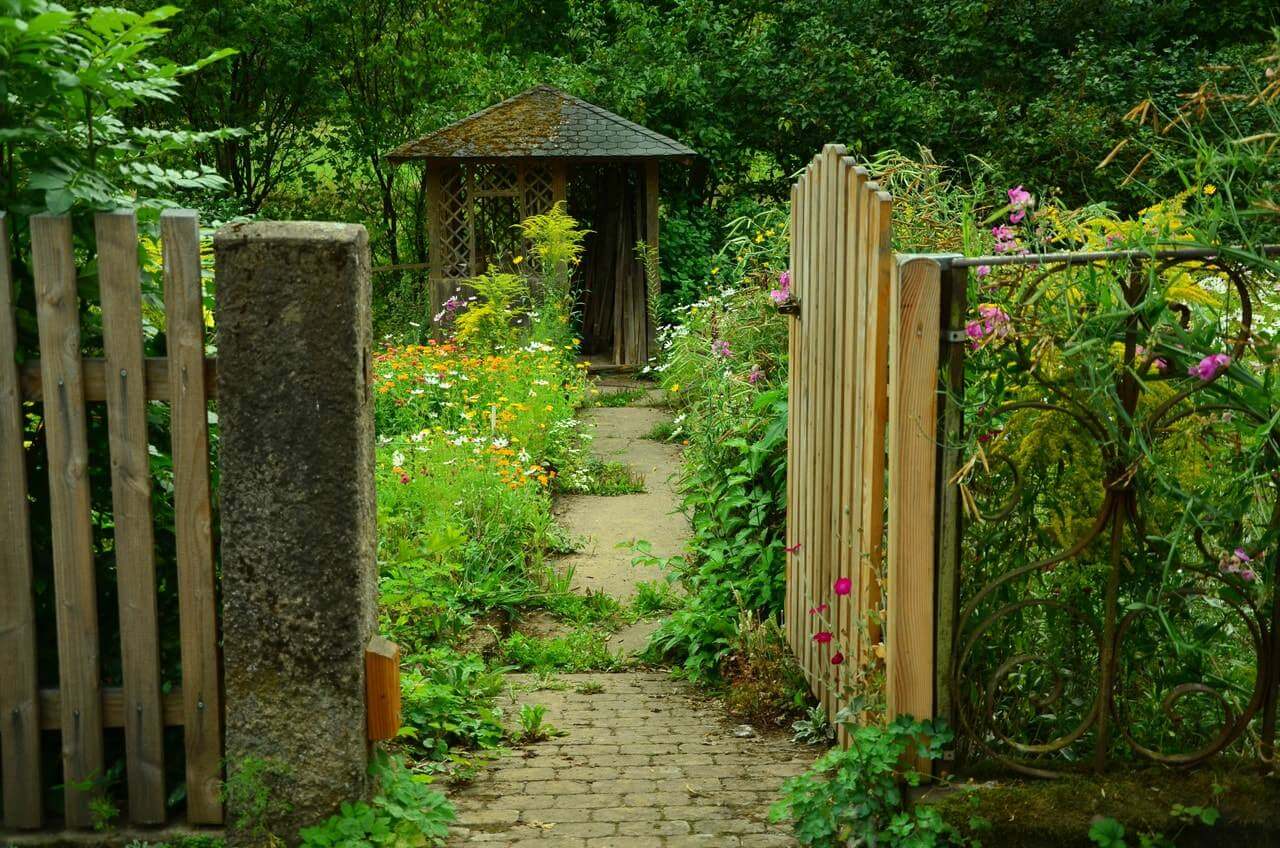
<box><xmin>439</xmin><ymin>168</ymin><xmax>469</xmax><ymax>281</ymax></box>
<box><xmin>474</xmin><ymin>162</ymin><xmax>518</xmax><ymax>196</ymax></box>
<box><xmin>523</xmin><ymin>165</ymin><xmax>555</xmax><ymax>217</ymax></box>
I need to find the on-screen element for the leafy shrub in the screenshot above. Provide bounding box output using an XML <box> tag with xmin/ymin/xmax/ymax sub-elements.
<box><xmin>299</xmin><ymin>753</ymin><xmax>453</xmax><ymax>848</ymax></box>
<box><xmin>399</xmin><ymin>651</ymin><xmax>506</xmax><ymax>761</ymax></box>
<box><xmin>770</xmin><ymin>716</ymin><xmax>974</xmax><ymax>847</ymax></box>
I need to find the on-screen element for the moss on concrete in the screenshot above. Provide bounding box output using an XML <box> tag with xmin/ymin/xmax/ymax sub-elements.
<box><xmin>921</xmin><ymin>765</ymin><xmax>1280</xmax><ymax>847</ymax></box>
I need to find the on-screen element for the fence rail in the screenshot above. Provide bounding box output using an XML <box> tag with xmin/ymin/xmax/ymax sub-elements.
<box><xmin>0</xmin><ymin>210</ymin><xmax>223</xmax><ymax>829</ymax></box>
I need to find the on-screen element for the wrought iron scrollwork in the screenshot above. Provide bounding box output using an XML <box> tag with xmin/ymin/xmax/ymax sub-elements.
<box><xmin>949</xmin><ymin>255</ymin><xmax>1280</xmax><ymax>776</ymax></box>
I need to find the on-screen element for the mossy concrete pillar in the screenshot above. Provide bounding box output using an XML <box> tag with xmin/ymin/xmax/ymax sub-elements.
<box><xmin>214</xmin><ymin>222</ymin><xmax>377</xmax><ymax>846</ymax></box>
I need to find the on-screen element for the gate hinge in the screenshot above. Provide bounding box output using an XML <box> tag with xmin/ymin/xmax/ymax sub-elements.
<box><xmin>942</xmin><ymin>328</ymin><xmax>967</xmax><ymax>343</ymax></box>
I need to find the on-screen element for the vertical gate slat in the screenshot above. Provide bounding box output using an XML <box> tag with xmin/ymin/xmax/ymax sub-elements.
<box><xmin>32</xmin><ymin>213</ymin><xmax>104</xmax><ymax>828</ymax></box>
<box><xmin>793</xmin><ymin>164</ymin><xmax>809</xmax><ymax>673</ymax></box>
<box><xmin>860</xmin><ymin>192</ymin><xmax>894</xmax><ymax>653</ymax></box>
<box><xmin>801</xmin><ymin>158</ymin><xmax>818</xmax><ymax>684</ymax></box>
<box><xmin>817</xmin><ymin>146</ymin><xmax>842</xmax><ymax>710</ymax></box>
<box><xmin>842</xmin><ymin>168</ymin><xmax>868</xmax><ymax>678</ymax></box>
<box><xmin>783</xmin><ymin>184</ymin><xmax>793</xmax><ymax>650</ymax></box>
<box><xmin>851</xmin><ymin>176</ymin><xmax>875</xmax><ymax>670</ymax></box>
<box><xmin>97</xmin><ymin>210</ymin><xmax>167</xmax><ymax>824</ymax></box>
<box><xmin>161</xmin><ymin>210</ymin><xmax>224</xmax><ymax>825</ymax></box>
<box><xmin>887</xmin><ymin>256</ymin><xmax>941</xmax><ymax>765</ymax></box>
<box><xmin>0</xmin><ymin>212</ymin><xmax>44</xmax><ymax>829</ymax></box>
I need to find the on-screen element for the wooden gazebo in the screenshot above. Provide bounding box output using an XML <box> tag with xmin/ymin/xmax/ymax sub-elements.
<box><xmin>386</xmin><ymin>85</ymin><xmax>696</xmax><ymax>367</ymax></box>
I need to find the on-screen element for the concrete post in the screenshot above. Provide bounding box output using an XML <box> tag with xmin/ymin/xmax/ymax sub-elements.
<box><xmin>214</xmin><ymin>222</ymin><xmax>377</xmax><ymax>845</ymax></box>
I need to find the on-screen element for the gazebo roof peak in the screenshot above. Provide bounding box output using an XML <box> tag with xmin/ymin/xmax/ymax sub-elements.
<box><xmin>385</xmin><ymin>85</ymin><xmax>696</xmax><ymax>164</ymax></box>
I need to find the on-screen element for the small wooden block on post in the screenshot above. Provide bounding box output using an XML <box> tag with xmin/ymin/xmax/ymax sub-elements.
<box><xmin>365</xmin><ymin>636</ymin><xmax>401</xmax><ymax>742</ymax></box>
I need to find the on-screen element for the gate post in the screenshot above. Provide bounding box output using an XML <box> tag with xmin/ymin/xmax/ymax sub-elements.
<box><xmin>215</xmin><ymin>222</ymin><xmax>377</xmax><ymax>845</ymax></box>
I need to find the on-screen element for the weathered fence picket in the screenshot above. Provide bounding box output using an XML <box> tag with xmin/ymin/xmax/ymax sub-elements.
<box><xmin>0</xmin><ymin>210</ymin><xmax>224</xmax><ymax>829</ymax></box>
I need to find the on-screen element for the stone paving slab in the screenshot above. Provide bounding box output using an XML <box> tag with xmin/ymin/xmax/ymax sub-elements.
<box><xmin>446</xmin><ymin>673</ymin><xmax>812</xmax><ymax>847</ymax></box>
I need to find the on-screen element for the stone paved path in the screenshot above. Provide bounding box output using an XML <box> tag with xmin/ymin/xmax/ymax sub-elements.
<box><xmin>444</xmin><ymin>384</ymin><xmax>812</xmax><ymax>846</ymax></box>
<box><xmin>447</xmin><ymin>673</ymin><xmax>810</xmax><ymax>847</ymax></box>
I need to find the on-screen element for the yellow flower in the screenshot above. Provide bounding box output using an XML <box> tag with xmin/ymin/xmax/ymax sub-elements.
<box><xmin>1203</xmin><ymin>184</ymin><xmax>1217</xmax><ymax>196</ymax></box>
<box><xmin>754</xmin><ymin>232</ymin><xmax>764</xmax><ymax>243</ymax></box>
<box><xmin>513</xmin><ymin>255</ymin><xmax>525</xmax><ymax>264</ymax></box>
<box><xmin>711</xmin><ymin>267</ymin><xmax>719</xmax><ymax>275</ymax></box>
<box><xmin>670</xmin><ymin>384</ymin><xmax>680</xmax><ymax>393</ymax></box>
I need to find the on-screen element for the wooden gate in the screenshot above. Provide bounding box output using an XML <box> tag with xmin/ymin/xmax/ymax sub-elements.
<box><xmin>0</xmin><ymin>210</ymin><xmax>223</xmax><ymax>829</ymax></box>
<box><xmin>784</xmin><ymin>146</ymin><xmax>948</xmax><ymax>735</ymax></box>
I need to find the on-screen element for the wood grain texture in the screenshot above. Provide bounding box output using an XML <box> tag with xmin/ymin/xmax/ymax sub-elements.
<box><xmin>39</xmin><ymin>687</ymin><xmax>186</xmax><ymax>730</ymax></box>
<box><xmin>644</xmin><ymin>160</ymin><xmax>660</xmax><ymax>357</ymax></box>
<box><xmin>96</xmin><ymin>210</ymin><xmax>167</xmax><ymax>824</ymax></box>
<box><xmin>32</xmin><ymin>213</ymin><xmax>104</xmax><ymax>828</ymax></box>
<box><xmin>886</xmin><ymin>256</ymin><xmax>942</xmax><ymax>773</ymax></box>
<box><xmin>161</xmin><ymin>209</ymin><xmax>224</xmax><ymax>825</ymax></box>
<box><xmin>0</xmin><ymin>212</ymin><xmax>44</xmax><ymax>829</ymax></box>
<box><xmin>18</xmin><ymin>356</ymin><xmax>218</xmax><ymax>402</ymax></box>
<box><xmin>786</xmin><ymin>181</ymin><xmax>799</xmax><ymax>652</ymax></box>
<box><xmin>365</xmin><ymin>637</ymin><xmax>402</xmax><ymax>741</ymax></box>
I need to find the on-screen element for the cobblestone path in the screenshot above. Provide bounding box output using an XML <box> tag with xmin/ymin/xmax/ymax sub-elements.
<box><xmin>447</xmin><ymin>673</ymin><xmax>810</xmax><ymax>847</ymax></box>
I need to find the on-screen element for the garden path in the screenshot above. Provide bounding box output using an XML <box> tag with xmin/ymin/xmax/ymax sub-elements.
<box><xmin>444</xmin><ymin>381</ymin><xmax>809</xmax><ymax>847</ymax></box>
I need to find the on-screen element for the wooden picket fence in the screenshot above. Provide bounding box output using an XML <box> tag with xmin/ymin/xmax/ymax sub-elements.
<box><xmin>0</xmin><ymin>210</ymin><xmax>223</xmax><ymax>829</ymax></box>
<box><xmin>784</xmin><ymin>145</ymin><xmax>947</xmax><ymax>749</ymax></box>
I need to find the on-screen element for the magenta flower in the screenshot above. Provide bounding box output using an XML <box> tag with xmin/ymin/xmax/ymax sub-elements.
<box><xmin>976</xmin><ymin>265</ymin><xmax>991</xmax><ymax>278</ymax></box>
<box><xmin>1008</xmin><ymin>186</ymin><xmax>1033</xmax><ymax>207</ymax></box>
<box><xmin>747</xmin><ymin>364</ymin><xmax>764</xmax><ymax>384</ymax></box>
<box><xmin>830</xmin><ymin>652</ymin><xmax>845</xmax><ymax>666</ymax></box>
<box><xmin>966</xmin><ymin>304</ymin><xmax>1012</xmax><ymax>345</ymax></box>
<box><xmin>711</xmin><ymin>339</ymin><xmax>732</xmax><ymax>358</ymax></box>
<box><xmin>1188</xmin><ymin>353</ymin><xmax>1231</xmax><ymax>381</ymax></box>
<box><xmin>991</xmin><ymin>225</ymin><xmax>1015</xmax><ymax>242</ymax></box>
<box><xmin>770</xmin><ymin>269</ymin><xmax>793</xmax><ymax>306</ymax></box>
<box><xmin>813</xmin><ymin>631</ymin><xmax>833</xmax><ymax>644</ymax></box>
<box><xmin>833</xmin><ymin>576</ymin><xmax>852</xmax><ymax>596</ymax></box>
<box><xmin>779</xmin><ymin>270</ymin><xmax>792</xmax><ymax>289</ymax></box>
<box><xmin>785</xmin><ymin>543</ymin><xmax>802</xmax><ymax>555</ymax></box>
<box><xmin>1235</xmin><ymin>548</ymin><xmax>1252</xmax><ymax>562</ymax></box>
<box><xmin>808</xmin><ymin>603</ymin><xmax>829</xmax><ymax>616</ymax></box>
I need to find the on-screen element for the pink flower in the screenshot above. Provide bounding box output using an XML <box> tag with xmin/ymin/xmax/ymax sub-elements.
<box><xmin>769</xmin><ymin>287</ymin><xmax>790</xmax><ymax>306</ymax></box>
<box><xmin>711</xmin><ymin>339</ymin><xmax>732</xmax><ymax>358</ymax></box>
<box><xmin>785</xmin><ymin>543</ymin><xmax>802</xmax><ymax>555</ymax></box>
<box><xmin>965</xmin><ymin>304</ymin><xmax>1011</xmax><ymax>345</ymax></box>
<box><xmin>813</xmin><ymin>631</ymin><xmax>833</xmax><ymax>644</ymax></box>
<box><xmin>399</xmin><ymin>474</ymin><xmax>411</xmax><ymax>484</ymax></box>
<box><xmin>1010</xmin><ymin>209</ymin><xmax>1026</xmax><ymax>224</ymax></box>
<box><xmin>1008</xmin><ymin>186</ymin><xmax>1033</xmax><ymax>208</ymax></box>
<box><xmin>1241</xmin><ymin>569</ymin><xmax>1257</xmax><ymax>582</ymax></box>
<box><xmin>830</xmin><ymin>652</ymin><xmax>845</xmax><ymax>666</ymax></box>
<box><xmin>1188</xmin><ymin>353</ymin><xmax>1231</xmax><ymax>381</ymax></box>
<box><xmin>834</xmin><ymin>576</ymin><xmax>853</xmax><ymax>596</ymax></box>
<box><xmin>747</xmin><ymin>364</ymin><xmax>764</xmax><ymax>384</ymax></box>
<box><xmin>991</xmin><ymin>225</ymin><xmax>1015</xmax><ymax>242</ymax></box>
<box><xmin>976</xmin><ymin>265</ymin><xmax>991</xmax><ymax>278</ymax></box>
<box><xmin>1235</xmin><ymin>548</ymin><xmax>1252</xmax><ymax>562</ymax></box>
<box><xmin>808</xmin><ymin>603</ymin><xmax>829</xmax><ymax>616</ymax></box>
<box><xmin>779</xmin><ymin>270</ymin><xmax>791</xmax><ymax>289</ymax></box>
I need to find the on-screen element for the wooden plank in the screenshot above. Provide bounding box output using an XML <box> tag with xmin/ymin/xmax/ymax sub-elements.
<box><xmin>799</xmin><ymin>160</ymin><xmax>817</xmax><ymax>686</ymax></box>
<box><xmin>19</xmin><ymin>356</ymin><xmax>218</xmax><ymax>402</ymax></box>
<box><xmin>839</xmin><ymin>166</ymin><xmax>867</xmax><ymax>689</ymax></box>
<box><xmin>862</xmin><ymin>193</ymin><xmax>894</xmax><ymax>654</ymax></box>
<box><xmin>365</xmin><ymin>637</ymin><xmax>402</xmax><ymax>741</ymax></box>
<box><xmin>786</xmin><ymin>181</ymin><xmax>799</xmax><ymax>653</ymax></box>
<box><xmin>39</xmin><ymin>687</ymin><xmax>186</xmax><ymax>730</ymax></box>
<box><xmin>644</xmin><ymin>160</ymin><xmax>660</xmax><ymax>359</ymax></box>
<box><xmin>32</xmin><ymin>213</ymin><xmax>104</xmax><ymax>828</ymax></box>
<box><xmin>96</xmin><ymin>210</ymin><xmax>167</xmax><ymax>824</ymax></box>
<box><xmin>886</xmin><ymin>256</ymin><xmax>942</xmax><ymax>773</ymax></box>
<box><xmin>161</xmin><ymin>209</ymin><xmax>223</xmax><ymax>825</ymax></box>
<box><xmin>849</xmin><ymin>175</ymin><xmax>874</xmax><ymax>672</ymax></box>
<box><xmin>817</xmin><ymin>146</ymin><xmax>841</xmax><ymax>715</ymax></box>
<box><xmin>0</xmin><ymin>212</ymin><xmax>44</xmax><ymax>829</ymax></box>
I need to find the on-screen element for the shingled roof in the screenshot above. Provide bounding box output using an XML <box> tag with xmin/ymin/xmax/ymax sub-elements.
<box><xmin>385</xmin><ymin>85</ymin><xmax>696</xmax><ymax>164</ymax></box>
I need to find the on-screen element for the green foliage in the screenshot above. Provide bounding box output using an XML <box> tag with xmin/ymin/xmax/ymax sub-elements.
<box><xmin>0</xmin><ymin>1</ymin><xmax>235</xmax><ymax>213</ymax></box>
<box><xmin>398</xmin><ymin>651</ymin><xmax>506</xmax><ymax>761</ymax></box>
<box><xmin>299</xmin><ymin>753</ymin><xmax>454</xmax><ymax>848</ymax></box>
<box><xmin>770</xmin><ymin>716</ymin><xmax>971</xmax><ymax>848</ymax></box>
<box><xmin>630</xmin><ymin>580</ymin><xmax>680</xmax><ymax>618</ymax></box>
<box><xmin>222</xmin><ymin>757</ymin><xmax>295</xmax><ymax>846</ymax></box>
<box><xmin>515</xmin><ymin>703</ymin><xmax>559</xmax><ymax>744</ymax></box>
<box><xmin>789</xmin><ymin>705</ymin><xmax>835</xmax><ymax>747</ymax></box>
<box><xmin>496</xmin><ymin>628</ymin><xmax>623</xmax><ymax>673</ymax></box>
